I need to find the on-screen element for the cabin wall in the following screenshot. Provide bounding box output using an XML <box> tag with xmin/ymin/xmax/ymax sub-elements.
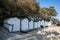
<box><xmin>37</xmin><ymin>21</ymin><xmax>40</xmax><ymax>28</ymax></box>
<box><xmin>4</xmin><ymin>18</ymin><xmax>20</xmax><ymax>32</ymax></box>
<box><xmin>29</xmin><ymin>20</ymin><xmax>33</xmax><ymax>30</ymax></box>
<box><xmin>21</xmin><ymin>18</ymin><xmax>29</xmax><ymax>31</ymax></box>
<box><xmin>4</xmin><ymin>18</ymin><xmax>52</xmax><ymax>32</ymax></box>
<box><xmin>34</xmin><ymin>22</ymin><xmax>38</xmax><ymax>29</ymax></box>
<box><xmin>40</xmin><ymin>20</ymin><xmax>44</xmax><ymax>26</ymax></box>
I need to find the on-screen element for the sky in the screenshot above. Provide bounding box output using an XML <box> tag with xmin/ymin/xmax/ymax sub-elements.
<box><xmin>36</xmin><ymin>0</ymin><xmax>60</xmax><ymax>20</ymax></box>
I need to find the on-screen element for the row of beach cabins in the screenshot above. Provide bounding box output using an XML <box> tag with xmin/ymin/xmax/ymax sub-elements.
<box><xmin>4</xmin><ymin>17</ymin><xmax>52</xmax><ymax>32</ymax></box>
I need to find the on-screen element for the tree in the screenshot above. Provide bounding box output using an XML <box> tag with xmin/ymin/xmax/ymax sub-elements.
<box><xmin>0</xmin><ymin>0</ymin><xmax>57</xmax><ymax>22</ymax></box>
<box><xmin>51</xmin><ymin>18</ymin><xmax>59</xmax><ymax>25</ymax></box>
<box><xmin>48</xmin><ymin>7</ymin><xmax>57</xmax><ymax>17</ymax></box>
<box><xmin>1</xmin><ymin>0</ymin><xmax>40</xmax><ymax>18</ymax></box>
<box><xmin>39</xmin><ymin>8</ymin><xmax>49</xmax><ymax>20</ymax></box>
<box><xmin>39</xmin><ymin>7</ymin><xmax>57</xmax><ymax>21</ymax></box>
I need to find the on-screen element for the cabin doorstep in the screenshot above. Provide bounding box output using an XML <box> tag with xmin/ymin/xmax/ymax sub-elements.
<box><xmin>4</xmin><ymin>17</ymin><xmax>20</xmax><ymax>32</ymax></box>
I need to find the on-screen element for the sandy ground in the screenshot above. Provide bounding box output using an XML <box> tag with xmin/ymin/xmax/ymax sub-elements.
<box><xmin>0</xmin><ymin>26</ymin><xmax>60</xmax><ymax>40</ymax></box>
<box><xmin>43</xmin><ymin>27</ymin><xmax>60</xmax><ymax>33</ymax></box>
<box><xmin>37</xmin><ymin>26</ymin><xmax>60</xmax><ymax>40</ymax></box>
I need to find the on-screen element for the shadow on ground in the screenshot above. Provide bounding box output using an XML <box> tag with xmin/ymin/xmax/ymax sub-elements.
<box><xmin>0</xmin><ymin>27</ymin><xmax>60</xmax><ymax>40</ymax></box>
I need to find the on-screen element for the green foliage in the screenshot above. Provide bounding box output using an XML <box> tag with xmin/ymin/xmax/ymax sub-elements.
<box><xmin>0</xmin><ymin>0</ymin><xmax>57</xmax><ymax>21</ymax></box>
<box><xmin>39</xmin><ymin>7</ymin><xmax>57</xmax><ymax>21</ymax></box>
<box><xmin>49</xmin><ymin>6</ymin><xmax>57</xmax><ymax>16</ymax></box>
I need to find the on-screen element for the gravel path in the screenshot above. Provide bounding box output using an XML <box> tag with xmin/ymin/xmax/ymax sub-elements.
<box><xmin>0</xmin><ymin>27</ymin><xmax>60</xmax><ymax>40</ymax></box>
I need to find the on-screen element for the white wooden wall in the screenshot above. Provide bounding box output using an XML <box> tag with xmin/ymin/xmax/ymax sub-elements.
<box><xmin>4</xmin><ymin>19</ymin><xmax>9</xmax><ymax>30</ymax></box>
<box><xmin>44</xmin><ymin>21</ymin><xmax>52</xmax><ymax>26</ymax></box>
<box><xmin>4</xmin><ymin>18</ymin><xmax>20</xmax><ymax>32</ymax></box>
<box><xmin>29</xmin><ymin>20</ymin><xmax>33</xmax><ymax>30</ymax></box>
<box><xmin>40</xmin><ymin>20</ymin><xmax>44</xmax><ymax>26</ymax></box>
<box><xmin>4</xmin><ymin>18</ymin><xmax>52</xmax><ymax>32</ymax></box>
<box><xmin>21</xmin><ymin>18</ymin><xmax>29</xmax><ymax>31</ymax></box>
<box><xmin>34</xmin><ymin>22</ymin><xmax>38</xmax><ymax>29</ymax></box>
<box><xmin>47</xmin><ymin>21</ymin><xmax>52</xmax><ymax>26</ymax></box>
<box><xmin>37</xmin><ymin>21</ymin><xmax>41</xmax><ymax>28</ymax></box>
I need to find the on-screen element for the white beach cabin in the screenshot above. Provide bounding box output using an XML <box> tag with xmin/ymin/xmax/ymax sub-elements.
<box><xmin>43</xmin><ymin>21</ymin><xmax>52</xmax><ymax>27</ymax></box>
<box><xmin>40</xmin><ymin>20</ymin><xmax>45</xmax><ymax>27</ymax></box>
<box><xmin>34</xmin><ymin>22</ymin><xmax>38</xmax><ymax>29</ymax></box>
<box><xmin>41</xmin><ymin>20</ymin><xmax>49</xmax><ymax>27</ymax></box>
<box><xmin>4</xmin><ymin>17</ymin><xmax>20</xmax><ymax>32</ymax></box>
<box><xmin>21</xmin><ymin>18</ymin><xmax>29</xmax><ymax>32</ymax></box>
<box><xmin>44</xmin><ymin>21</ymin><xmax>48</xmax><ymax>27</ymax></box>
<box><xmin>29</xmin><ymin>20</ymin><xmax>34</xmax><ymax>30</ymax></box>
<box><xmin>37</xmin><ymin>21</ymin><xmax>41</xmax><ymax>28</ymax></box>
<box><xmin>46</xmin><ymin>21</ymin><xmax>52</xmax><ymax>26</ymax></box>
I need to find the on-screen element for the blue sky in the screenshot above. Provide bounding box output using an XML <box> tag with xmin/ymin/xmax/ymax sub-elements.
<box><xmin>36</xmin><ymin>0</ymin><xmax>60</xmax><ymax>20</ymax></box>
